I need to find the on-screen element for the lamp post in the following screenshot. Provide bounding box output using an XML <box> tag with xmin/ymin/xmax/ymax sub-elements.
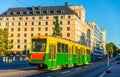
<box><xmin>107</xmin><ymin>33</ymin><xmax>112</xmax><ymax>66</ymax></box>
<box><xmin>107</xmin><ymin>52</ymin><xmax>109</xmax><ymax>66</ymax></box>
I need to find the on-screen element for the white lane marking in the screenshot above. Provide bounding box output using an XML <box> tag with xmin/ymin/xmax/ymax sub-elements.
<box><xmin>17</xmin><ymin>66</ymin><xmax>36</xmax><ymax>70</ymax></box>
<box><xmin>99</xmin><ymin>66</ymin><xmax>114</xmax><ymax>77</ymax></box>
<box><xmin>61</xmin><ymin>71</ymin><xmax>70</xmax><ymax>74</ymax></box>
<box><xmin>75</xmin><ymin>68</ymin><xmax>82</xmax><ymax>70</ymax></box>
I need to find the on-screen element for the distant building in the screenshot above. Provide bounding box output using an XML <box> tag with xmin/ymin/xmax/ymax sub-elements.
<box><xmin>88</xmin><ymin>22</ymin><xmax>106</xmax><ymax>61</ymax></box>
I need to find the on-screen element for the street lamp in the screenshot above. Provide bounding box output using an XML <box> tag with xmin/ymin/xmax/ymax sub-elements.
<box><xmin>107</xmin><ymin>33</ymin><xmax>112</xmax><ymax>66</ymax></box>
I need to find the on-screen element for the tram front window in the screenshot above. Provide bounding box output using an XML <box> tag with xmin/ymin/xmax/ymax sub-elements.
<box><xmin>32</xmin><ymin>39</ymin><xmax>46</xmax><ymax>52</ymax></box>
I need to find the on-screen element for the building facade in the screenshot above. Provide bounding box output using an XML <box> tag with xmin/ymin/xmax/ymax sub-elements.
<box><xmin>0</xmin><ymin>3</ymin><xmax>106</xmax><ymax>56</ymax></box>
<box><xmin>88</xmin><ymin>22</ymin><xmax>106</xmax><ymax>61</ymax></box>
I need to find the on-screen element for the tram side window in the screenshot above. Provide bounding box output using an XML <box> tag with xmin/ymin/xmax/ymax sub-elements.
<box><xmin>87</xmin><ymin>49</ymin><xmax>90</xmax><ymax>55</ymax></box>
<box><xmin>62</xmin><ymin>44</ymin><xmax>68</xmax><ymax>53</ymax></box>
<box><xmin>57</xmin><ymin>43</ymin><xmax>68</xmax><ymax>53</ymax></box>
<box><xmin>53</xmin><ymin>45</ymin><xmax>56</xmax><ymax>59</ymax></box>
<box><xmin>58</xmin><ymin>43</ymin><xmax>62</xmax><ymax>53</ymax></box>
<box><xmin>32</xmin><ymin>39</ymin><xmax>46</xmax><ymax>52</ymax></box>
<box><xmin>68</xmin><ymin>47</ymin><xmax>72</xmax><ymax>59</ymax></box>
<box><xmin>81</xmin><ymin>48</ymin><xmax>84</xmax><ymax>55</ymax></box>
<box><xmin>75</xmin><ymin>46</ymin><xmax>78</xmax><ymax>54</ymax></box>
<box><xmin>64</xmin><ymin>44</ymin><xmax>68</xmax><ymax>53</ymax></box>
<box><xmin>49</xmin><ymin>45</ymin><xmax>52</xmax><ymax>59</ymax></box>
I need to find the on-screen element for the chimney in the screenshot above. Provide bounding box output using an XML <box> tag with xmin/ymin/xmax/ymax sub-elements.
<box><xmin>65</xmin><ymin>2</ymin><xmax>68</xmax><ymax>6</ymax></box>
<box><xmin>32</xmin><ymin>6</ymin><xmax>35</xmax><ymax>12</ymax></box>
<box><xmin>39</xmin><ymin>6</ymin><xmax>41</xmax><ymax>10</ymax></box>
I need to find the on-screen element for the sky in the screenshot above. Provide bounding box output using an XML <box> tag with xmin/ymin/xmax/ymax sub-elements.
<box><xmin>0</xmin><ymin>0</ymin><xmax>120</xmax><ymax>47</ymax></box>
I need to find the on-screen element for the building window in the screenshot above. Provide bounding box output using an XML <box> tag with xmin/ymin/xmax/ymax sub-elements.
<box><xmin>52</xmin><ymin>27</ymin><xmax>55</xmax><ymax>31</ymax></box>
<box><xmin>6</xmin><ymin>22</ymin><xmax>8</xmax><ymax>26</ymax></box>
<box><xmin>18</xmin><ymin>22</ymin><xmax>20</xmax><ymax>26</ymax></box>
<box><xmin>53</xmin><ymin>16</ymin><xmax>56</xmax><ymax>19</ymax></box>
<box><xmin>32</xmin><ymin>17</ymin><xmax>35</xmax><ymax>20</ymax></box>
<box><xmin>24</xmin><ymin>33</ymin><xmax>27</xmax><ymax>37</ymax></box>
<box><xmin>60</xmin><ymin>16</ymin><xmax>63</xmax><ymax>19</ymax></box>
<box><xmin>50</xmin><ymin>10</ymin><xmax>54</xmax><ymax>14</ymax></box>
<box><xmin>10</xmin><ymin>12</ymin><xmax>13</xmax><ymax>15</ymax></box>
<box><xmin>67</xmin><ymin>27</ymin><xmax>70</xmax><ymax>31</ymax></box>
<box><xmin>24</xmin><ymin>45</ymin><xmax>27</xmax><ymax>49</ymax></box>
<box><xmin>45</xmin><ymin>33</ymin><xmax>48</xmax><ymax>36</ymax></box>
<box><xmin>24</xmin><ymin>39</ymin><xmax>27</xmax><ymax>43</ymax></box>
<box><xmin>60</xmin><ymin>27</ymin><xmax>62</xmax><ymax>31</ymax></box>
<box><xmin>31</xmin><ymin>33</ymin><xmax>34</xmax><ymax>37</ymax></box>
<box><xmin>67</xmin><ymin>33</ymin><xmax>70</xmax><ymax>37</ymax></box>
<box><xmin>12</xmin><ymin>23</ymin><xmax>14</xmax><ymax>26</ymax></box>
<box><xmin>11</xmin><ymin>45</ymin><xmax>13</xmax><ymax>48</ymax></box>
<box><xmin>18</xmin><ymin>28</ymin><xmax>20</xmax><ymax>31</ymax></box>
<box><xmin>38</xmin><ymin>33</ymin><xmax>40</xmax><ymax>35</ymax></box>
<box><xmin>39</xmin><ymin>16</ymin><xmax>42</xmax><ymax>19</ymax></box>
<box><xmin>32</xmin><ymin>22</ymin><xmax>34</xmax><ymax>25</ymax></box>
<box><xmin>24</xmin><ymin>28</ymin><xmax>27</xmax><ymax>31</ymax></box>
<box><xmin>13</xmin><ymin>18</ymin><xmax>15</xmax><ymax>20</ymax></box>
<box><xmin>45</xmin><ymin>27</ymin><xmax>48</xmax><ymax>31</ymax></box>
<box><xmin>46</xmin><ymin>16</ymin><xmax>49</xmax><ymax>19</ymax></box>
<box><xmin>6</xmin><ymin>18</ymin><xmax>9</xmax><ymax>20</ymax></box>
<box><xmin>17</xmin><ymin>12</ymin><xmax>20</xmax><ymax>15</ymax></box>
<box><xmin>68</xmin><ymin>16</ymin><xmax>71</xmax><ymax>19</ymax></box>
<box><xmin>38</xmin><ymin>27</ymin><xmax>41</xmax><ymax>31</ymax></box>
<box><xmin>17</xmin><ymin>33</ymin><xmax>20</xmax><ymax>37</ymax></box>
<box><xmin>26</xmin><ymin>17</ymin><xmax>28</xmax><ymax>20</ymax></box>
<box><xmin>11</xmin><ymin>39</ymin><xmax>13</xmax><ymax>43</ymax></box>
<box><xmin>38</xmin><ymin>22</ymin><xmax>41</xmax><ymax>25</ymax></box>
<box><xmin>43</xmin><ymin>11</ymin><xmax>47</xmax><ymax>14</ymax></box>
<box><xmin>17</xmin><ymin>39</ymin><xmax>20</xmax><ymax>43</ymax></box>
<box><xmin>11</xmin><ymin>28</ymin><xmax>14</xmax><ymax>31</ymax></box>
<box><xmin>19</xmin><ymin>17</ymin><xmax>22</xmax><ymax>20</ymax></box>
<box><xmin>46</xmin><ymin>21</ymin><xmax>48</xmax><ymax>25</ymax></box>
<box><xmin>31</xmin><ymin>27</ymin><xmax>34</xmax><ymax>31</ymax></box>
<box><xmin>25</xmin><ymin>22</ymin><xmax>27</xmax><ymax>26</ymax></box>
<box><xmin>53</xmin><ymin>21</ymin><xmax>55</xmax><ymax>25</ymax></box>
<box><xmin>68</xmin><ymin>21</ymin><xmax>70</xmax><ymax>25</ymax></box>
<box><xmin>36</xmin><ymin>11</ymin><xmax>40</xmax><ymax>14</ymax></box>
<box><xmin>17</xmin><ymin>45</ymin><xmax>20</xmax><ymax>49</ymax></box>
<box><xmin>56</xmin><ymin>10</ymin><xmax>62</xmax><ymax>13</ymax></box>
<box><xmin>60</xmin><ymin>21</ymin><xmax>62</xmax><ymax>25</ymax></box>
<box><xmin>23</xmin><ymin>12</ymin><xmax>26</xmax><ymax>14</ymax></box>
<box><xmin>11</xmin><ymin>34</ymin><xmax>13</xmax><ymax>37</ymax></box>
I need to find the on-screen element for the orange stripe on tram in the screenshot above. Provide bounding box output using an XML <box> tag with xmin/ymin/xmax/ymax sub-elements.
<box><xmin>31</xmin><ymin>53</ymin><xmax>44</xmax><ymax>60</ymax></box>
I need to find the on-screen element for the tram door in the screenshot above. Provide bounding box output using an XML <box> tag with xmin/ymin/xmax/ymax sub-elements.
<box><xmin>49</xmin><ymin>43</ymin><xmax>56</xmax><ymax>68</ymax></box>
<box><xmin>76</xmin><ymin>47</ymin><xmax>80</xmax><ymax>64</ymax></box>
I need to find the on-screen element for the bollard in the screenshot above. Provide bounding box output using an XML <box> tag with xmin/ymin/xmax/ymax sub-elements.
<box><xmin>3</xmin><ymin>56</ymin><xmax>5</xmax><ymax>62</ymax></box>
<box><xmin>6</xmin><ymin>57</ymin><xmax>8</xmax><ymax>63</ymax></box>
<box><xmin>20</xmin><ymin>56</ymin><xmax>23</xmax><ymax>61</ymax></box>
<box><xmin>13</xmin><ymin>56</ymin><xmax>15</xmax><ymax>61</ymax></box>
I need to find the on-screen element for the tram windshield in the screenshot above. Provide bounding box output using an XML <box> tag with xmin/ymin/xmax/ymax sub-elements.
<box><xmin>32</xmin><ymin>39</ymin><xmax>46</xmax><ymax>52</ymax></box>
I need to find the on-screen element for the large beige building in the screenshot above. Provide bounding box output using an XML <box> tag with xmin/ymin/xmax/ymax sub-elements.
<box><xmin>0</xmin><ymin>3</ymin><xmax>105</xmax><ymax>55</ymax></box>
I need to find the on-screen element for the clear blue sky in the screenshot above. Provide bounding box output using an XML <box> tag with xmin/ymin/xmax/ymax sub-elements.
<box><xmin>0</xmin><ymin>0</ymin><xmax>120</xmax><ymax>47</ymax></box>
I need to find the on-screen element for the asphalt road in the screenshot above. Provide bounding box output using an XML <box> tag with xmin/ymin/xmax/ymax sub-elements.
<box><xmin>0</xmin><ymin>56</ymin><xmax>116</xmax><ymax>77</ymax></box>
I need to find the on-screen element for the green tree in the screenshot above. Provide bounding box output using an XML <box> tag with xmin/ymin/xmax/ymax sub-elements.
<box><xmin>53</xmin><ymin>16</ymin><xmax>61</xmax><ymax>36</ymax></box>
<box><xmin>106</xmin><ymin>42</ymin><xmax>119</xmax><ymax>57</ymax></box>
<box><xmin>0</xmin><ymin>28</ymin><xmax>11</xmax><ymax>56</ymax></box>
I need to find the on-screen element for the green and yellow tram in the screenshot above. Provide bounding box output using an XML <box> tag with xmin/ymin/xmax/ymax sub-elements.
<box><xmin>29</xmin><ymin>36</ymin><xmax>91</xmax><ymax>70</ymax></box>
